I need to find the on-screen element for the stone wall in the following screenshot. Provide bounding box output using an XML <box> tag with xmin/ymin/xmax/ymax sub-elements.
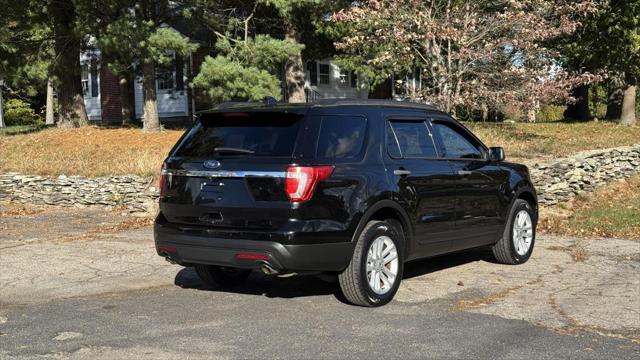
<box><xmin>0</xmin><ymin>174</ymin><xmax>158</xmax><ymax>214</ymax></box>
<box><xmin>0</xmin><ymin>145</ymin><xmax>638</xmax><ymax>213</ymax></box>
<box><xmin>530</xmin><ymin>145</ymin><xmax>640</xmax><ymax>206</ymax></box>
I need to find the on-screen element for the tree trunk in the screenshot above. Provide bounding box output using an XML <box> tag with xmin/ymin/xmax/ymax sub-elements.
<box><xmin>45</xmin><ymin>77</ymin><xmax>55</xmax><ymax>125</ymax></box>
<box><xmin>605</xmin><ymin>74</ymin><xmax>624</xmax><ymax>120</ymax></box>
<box><xmin>527</xmin><ymin>100</ymin><xmax>539</xmax><ymax>123</ymax></box>
<box><xmin>119</xmin><ymin>72</ymin><xmax>135</xmax><ymax>126</ymax></box>
<box><xmin>0</xmin><ymin>83</ymin><xmax>4</xmax><ymax>128</ymax></box>
<box><xmin>619</xmin><ymin>76</ymin><xmax>637</xmax><ymax>126</ymax></box>
<box><xmin>284</xmin><ymin>25</ymin><xmax>305</xmax><ymax>103</ymax></box>
<box><xmin>564</xmin><ymin>84</ymin><xmax>589</xmax><ymax>121</ymax></box>
<box><xmin>49</xmin><ymin>0</ymin><xmax>88</xmax><ymax>128</ymax></box>
<box><xmin>142</xmin><ymin>62</ymin><xmax>160</xmax><ymax>132</ymax></box>
<box><xmin>481</xmin><ymin>103</ymin><xmax>489</xmax><ymax>122</ymax></box>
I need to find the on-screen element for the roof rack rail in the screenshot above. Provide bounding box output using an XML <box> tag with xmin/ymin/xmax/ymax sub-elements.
<box><xmin>213</xmin><ymin>101</ymin><xmax>263</xmax><ymax>110</ymax></box>
<box><xmin>213</xmin><ymin>96</ymin><xmax>280</xmax><ymax>109</ymax></box>
<box><xmin>312</xmin><ymin>98</ymin><xmax>442</xmax><ymax>111</ymax></box>
<box><xmin>201</xmin><ymin>98</ymin><xmax>444</xmax><ymax>113</ymax></box>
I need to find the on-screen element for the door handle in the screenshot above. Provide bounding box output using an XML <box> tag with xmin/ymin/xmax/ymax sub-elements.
<box><xmin>458</xmin><ymin>170</ymin><xmax>473</xmax><ymax>176</ymax></box>
<box><xmin>394</xmin><ymin>169</ymin><xmax>412</xmax><ymax>176</ymax></box>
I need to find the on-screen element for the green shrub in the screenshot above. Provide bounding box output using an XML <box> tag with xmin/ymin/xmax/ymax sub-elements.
<box><xmin>192</xmin><ymin>55</ymin><xmax>281</xmax><ymax>103</ymax></box>
<box><xmin>4</xmin><ymin>99</ymin><xmax>43</xmax><ymax>126</ymax></box>
<box><xmin>536</xmin><ymin>104</ymin><xmax>566</xmax><ymax>122</ymax></box>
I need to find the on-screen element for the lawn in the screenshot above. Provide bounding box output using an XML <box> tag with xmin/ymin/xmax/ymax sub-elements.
<box><xmin>0</xmin><ymin>124</ymin><xmax>46</xmax><ymax>136</ymax></box>
<box><xmin>539</xmin><ymin>176</ymin><xmax>640</xmax><ymax>240</ymax></box>
<box><xmin>0</xmin><ymin>120</ymin><xmax>638</xmax><ymax>177</ymax></box>
<box><xmin>0</xmin><ymin>127</ymin><xmax>182</xmax><ymax>177</ymax></box>
<box><xmin>464</xmin><ymin>120</ymin><xmax>640</xmax><ymax>162</ymax></box>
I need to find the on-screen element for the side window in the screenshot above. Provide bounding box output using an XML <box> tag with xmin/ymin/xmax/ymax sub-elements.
<box><xmin>387</xmin><ymin>120</ymin><xmax>437</xmax><ymax>158</ymax></box>
<box><xmin>386</xmin><ymin>122</ymin><xmax>401</xmax><ymax>158</ymax></box>
<box><xmin>432</xmin><ymin>122</ymin><xmax>484</xmax><ymax>159</ymax></box>
<box><xmin>316</xmin><ymin>116</ymin><xmax>366</xmax><ymax>160</ymax></box>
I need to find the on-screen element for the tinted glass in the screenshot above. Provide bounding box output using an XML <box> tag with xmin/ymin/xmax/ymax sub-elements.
<box><xmin>432</xmin><ymin>122</ymin><xmax>483</xmax><ymax>159</ymax></box>
<box><xmin>386</xmin><ymin>122</ymin><xmax>401</xmax><ymax>158</ymax></box>
<box><xmin>317</xmin><ymin>116</ymin><xmax>366</xmax><ymax>160</ymax></box>
<box><xmin>174</xmin><ymin>112</ymin><xmax>303</xmax><ymax>158</ymax></box>
<box><xmin>389</xmin><ymin>121</ymin><xmax>437</xmax><ymax>158</ymax></box>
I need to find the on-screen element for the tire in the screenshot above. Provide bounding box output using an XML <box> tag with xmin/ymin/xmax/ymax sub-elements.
<box><xmin>194</xmin><ymin>265</ymin><xmax>251</xmax><ymax>288</ymax></box>
<box><xmin>492</xmin><ymin>199</ymin><xmax>536</xmax><ymax>264</ymax></box>
<box><xmin>339</xmin><ymin>220</ymin><xmax>404</xmax><ymax>307</ymax></box>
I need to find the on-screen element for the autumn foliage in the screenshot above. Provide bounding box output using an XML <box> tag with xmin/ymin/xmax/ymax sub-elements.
<box><xmin>332</xmin><ymin>0</ymin><xmax>602</xmax><ymax>119</ymax></box>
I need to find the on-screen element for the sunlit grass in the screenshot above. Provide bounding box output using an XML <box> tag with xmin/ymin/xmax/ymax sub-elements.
<box><xmin>540</xmin><ymin>176</ymin><xmax>640</xmax><ymax>240</ymax></box>
<box><xmin>464</xmin><ymin>120</ymin><xmax>640</xmax><ymax>161</ymax></box>
<box><xmin>0</xmin><ymin>127</ymin><xmax>183</xmax><ymax>177</ymax></box>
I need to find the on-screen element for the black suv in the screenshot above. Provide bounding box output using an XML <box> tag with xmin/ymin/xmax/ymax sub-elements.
<box><xmin>155</xmin><ymin>99</ymin><xmax>537</xmax><ymax>307</ymax></box>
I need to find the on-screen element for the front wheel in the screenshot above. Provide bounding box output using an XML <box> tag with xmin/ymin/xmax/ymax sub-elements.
<box><xmin>194</xmin><ymin>265</ymin><xmax>251</xmax><ymax>288</ymax></box>
<box><xmin>492</xmin><ymin>199</ymin><xmax>536</xmax><ymax>264</ymax></box>
<box><xmin>339</xmin><ymin>220</ymin><xmax>404</xmax><ymax>307</ymax></box>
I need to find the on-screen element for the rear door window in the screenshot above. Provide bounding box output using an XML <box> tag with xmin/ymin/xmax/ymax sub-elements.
<box><xmin>387</xmin><ymin>120</ymin><xmax>438</xmax><ymax>158</ymax></box>
<box><xmin>174</xmin><ymin>112</ymin><xmax>304</xmax><ymax>158</ymax></box>
<box><xmin>316</xmin><ymin>116</ymin><xmax>367</xmax><ymax>160</ymax></box>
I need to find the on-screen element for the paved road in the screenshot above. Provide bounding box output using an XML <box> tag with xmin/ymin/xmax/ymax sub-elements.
<box><xmin>1</xmin><ymin>270</ymin><xmax>638</xmax><ymax>360</ymax></box>
<box><xmin>1</xmin><ymin>203</ymin><xmax>639</xmax><ymax>359</ymax></box>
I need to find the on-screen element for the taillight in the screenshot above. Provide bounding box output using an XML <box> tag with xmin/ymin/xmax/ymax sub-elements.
<box><xmin>285</xmin><ymin>165</ymin><xmax>335</xmax><ymax>202</ymax></box>
<box><xmin>159</xmin><ymin>162</ymin><xmax>167</xmax><ymax>197</ymax></box>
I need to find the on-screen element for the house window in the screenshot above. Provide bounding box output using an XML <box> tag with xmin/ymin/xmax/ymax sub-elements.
<box><xmin>156</xmin><ymin>68</ymin><xmax>175</xmax><ymax>91</ymax></box>
<box><xmin>81</xmin><ymin>66</ymin><xmax>89</xmax><ymax>96</ymax></box>
<box><xmin>339</xmin><ymin>69</ymin><xmax>349</xmax><ymax>86</ymax></box>
<box><xmin>318</xmin><ymin>63</ymin><xmax>330</xmax><ymax>85</ymax></box>
<box><xmin>81</xmin><ymin>63</ymin><xmax>99</xmax><ymax>98</ymax></box>
<box><xmin>157</xmin><ymin>57</ymin><xmax>186</xmax><ymax>92</ymax></box>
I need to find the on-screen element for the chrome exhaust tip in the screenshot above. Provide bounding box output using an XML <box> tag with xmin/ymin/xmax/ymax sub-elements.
<box><xmin>259</xmin><ymin>262</ymin><xmax>279</xmax><ymax>275</ymax></box>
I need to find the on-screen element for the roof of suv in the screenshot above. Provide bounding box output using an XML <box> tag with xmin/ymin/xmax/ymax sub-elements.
<box><xmin>199</xmin><ymin>99</ymin><xmax>444</xmax><ymax>114</ymax></box>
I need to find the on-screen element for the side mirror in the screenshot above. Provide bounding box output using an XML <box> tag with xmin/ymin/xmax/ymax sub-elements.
<box><xmin>489</xmin><ymin>147</ymin><xmax>505</xmax><ymax>162</ymax></box>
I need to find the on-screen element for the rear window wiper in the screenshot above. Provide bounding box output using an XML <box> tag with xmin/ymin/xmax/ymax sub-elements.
<box><xmin>214</xmin><ymin>147</ymin><xmax>255</xmax><ymax>155</ymax></box>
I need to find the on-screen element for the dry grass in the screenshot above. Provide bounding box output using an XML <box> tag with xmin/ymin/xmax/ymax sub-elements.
<box><xmin>539</xmin><ymin>176</ymin><xmax>640</xmax><ymax>240</ymax></box>
<box><xmin>0</xmin><ymin>121</ymin><xmax>638</xmax><ymax>177</ymax></box>
<box><xmin>464</xmin><ymin>121</ymin><xmax>640</xmax><ymax>162</ymax></box>
<box><xmin>0</xmin><ymin>127</ymin><xmax>182</xmax><ymax>177</ymax></box>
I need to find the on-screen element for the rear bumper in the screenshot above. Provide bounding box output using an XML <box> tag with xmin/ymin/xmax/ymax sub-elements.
<box><xmin>154</xmin><ymin>222</ymin><xmax>355</xmax><ymax>272</ymax></box>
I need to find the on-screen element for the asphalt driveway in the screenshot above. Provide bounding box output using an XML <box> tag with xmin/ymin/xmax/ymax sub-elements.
<box><xmin>0</xmin><ymin>202</ymin><xmax>638</xmax><ymax>359</ymax></box>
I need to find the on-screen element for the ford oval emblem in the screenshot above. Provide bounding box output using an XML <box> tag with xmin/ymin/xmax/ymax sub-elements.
<box><xmin>203</xmin><ymin>160</ymin><xmax>221</xmax><ymax>169</ymax></box>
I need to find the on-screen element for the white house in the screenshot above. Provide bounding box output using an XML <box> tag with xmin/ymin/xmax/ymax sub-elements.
<box><xmin>80</xmin><ymin>50</ymin><xmax>192</xmax><ymax>123</ymax></box>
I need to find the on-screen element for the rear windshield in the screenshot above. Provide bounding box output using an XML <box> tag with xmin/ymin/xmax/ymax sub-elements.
<box><xmin>174</xmin><ymin>112</ymin><xmax>304</xmax><ymax>158</ymax></box>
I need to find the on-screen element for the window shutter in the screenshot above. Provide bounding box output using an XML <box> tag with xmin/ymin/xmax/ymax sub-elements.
<box><xmin>308</xmin><ymin>61</ymin><xmax>318</xmax><ymax>86</ymax></box>
<box><xmin>90</xmin><ymin>63</ymin><xmax>99</xmax><ymax>98</ymax></box>
<box><xmin>176</xmin><ymin>56</ymin><xmax>184</xmax><ymax>91</ymax></box>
